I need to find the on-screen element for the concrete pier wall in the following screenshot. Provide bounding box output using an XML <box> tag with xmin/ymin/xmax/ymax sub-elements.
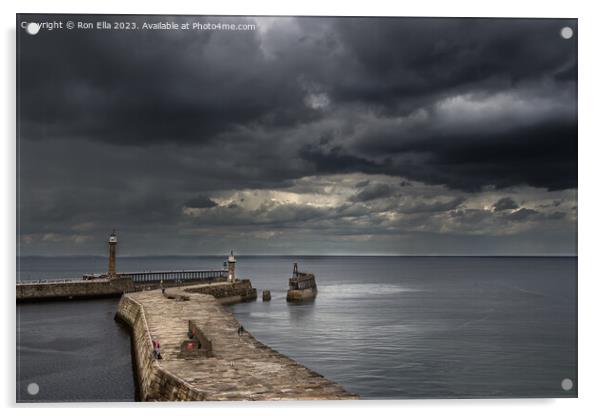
<box><xmin>115</xmin><ymin>283</ymin><xmax>358</xmax><ymax>401</ymax></box>
<box><xmin>16</xmin><ymin>278</ymin><xmax>134</xmax><ymax>302</ymax></box>
<box><xmin>15</xmin><ymin>277</ymin><xmax>254</xmax><ymax>303</ymax></box>
<box><xmin>115</xmin><ymin>296</ymin><xmax>206</xmax><ymax>400</ymax></box>
<box><xmin>184</xmin><ymin>279</ymin><xmax>257</xmax><ymax>304</ymax></box>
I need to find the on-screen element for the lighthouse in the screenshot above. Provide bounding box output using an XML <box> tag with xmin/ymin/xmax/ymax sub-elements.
<box><xmin>227</xmin><ymin>250</ymin><xmax>236</xmax><ymax>282</ymax></box>
<box><xmin>108</xmin><ymin>230</ymin><xmax>117</xmax><ymax>278</ymax></box>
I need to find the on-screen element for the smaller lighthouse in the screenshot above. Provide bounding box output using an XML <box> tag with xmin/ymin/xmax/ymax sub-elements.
<box><xmin>227</xmin><ymin>250</ymin><xmax>236</xmax><ymax>282</ymax></box>
<box><xmin>108</xmin><ymin>230</ymin><xmax>117</xmax><ymax>278</ymax></box>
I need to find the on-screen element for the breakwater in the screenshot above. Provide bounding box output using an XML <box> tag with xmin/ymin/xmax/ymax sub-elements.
<box><xmin>15</xmin><ymin>275</ymin><xmax>237</xmax><ymax>302</ymax></box>
<box><xmin>17</xmin><ymin>240</ymin><xmax>242</xmax><ymax>303</ymax></box>
<box><xmin>115</xmin><ymin>283</ymin><xmax>358</xmax><ymax>401</ymax></box>
<box><xmin>16</xmin><ymin>278</ymin><xmax>134</xmax><ymax>302</ymax></box>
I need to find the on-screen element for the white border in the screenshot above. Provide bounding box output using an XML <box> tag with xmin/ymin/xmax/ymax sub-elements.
<box><xmin>3</xmin><ymin>1</ymin><xmax>601</xmax><ymax>415</ymax></box>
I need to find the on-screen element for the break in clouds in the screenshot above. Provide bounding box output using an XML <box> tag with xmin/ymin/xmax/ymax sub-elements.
<box><xmin>17</xmin><ymin>16</ymin><xmax>577</xmax><ymax>255</ymax></box>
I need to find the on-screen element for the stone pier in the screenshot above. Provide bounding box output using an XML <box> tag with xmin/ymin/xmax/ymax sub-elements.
<box><xmin>16</xmin><ymin>278</ymin><xmax>134</xmax><ymax>302</ymax></box>
<box><xmin>115</xmin><ymin>282</ymin><xmax>358</xmax><ymax>401</ymax></box>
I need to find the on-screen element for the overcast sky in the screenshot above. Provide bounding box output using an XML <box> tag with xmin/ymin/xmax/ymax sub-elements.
<box><xmin>17</xmin><ymin>15</ymin><xmax>577</xmax><ymax>256</ymax></box>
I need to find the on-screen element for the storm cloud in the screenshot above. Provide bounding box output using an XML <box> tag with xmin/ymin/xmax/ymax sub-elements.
<box><xmin>17</xmin><ymin>15</ymin><xmax>577</xmax><ymax>255</ymax></box>
<box><xmin>493</xmin><ymin>197</ymin><xmax>519</xmax><ymax>212</ymax></box>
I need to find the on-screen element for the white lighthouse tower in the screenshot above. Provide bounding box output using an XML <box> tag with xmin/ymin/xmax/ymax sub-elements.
<box><xmin>227</xmin><ymin>250</ymin><xmax>236</xmax><ymax>282</ymax></box>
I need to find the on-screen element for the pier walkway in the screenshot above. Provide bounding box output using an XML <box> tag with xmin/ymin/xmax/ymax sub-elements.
<box><xmin>116</xmin><ymin>282</ymin><xmax>358</xmax><ymax>401</ymax></box>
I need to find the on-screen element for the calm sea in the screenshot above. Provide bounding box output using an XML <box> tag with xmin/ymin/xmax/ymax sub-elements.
<box><xmin>16</xmin><ymin>256</ymin><xmax>577</xmax><ymax>401</ymax></box>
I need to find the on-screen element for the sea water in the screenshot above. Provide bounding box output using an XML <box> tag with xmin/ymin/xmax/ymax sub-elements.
<box><xmin>16</xmin><ymin>256</ymin><xmax>577</xmax><ymax>401</ymax></box>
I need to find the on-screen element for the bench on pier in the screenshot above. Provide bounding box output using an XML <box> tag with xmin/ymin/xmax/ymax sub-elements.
<box><xmin>163</xmin><ymin>291</ymin><xmax>190</xmax><ymax>302</ymax></box>
<box><xmin>179</xmin><ymin>320</ymin><xmax>213</xmax><ymax>358</ymax></box>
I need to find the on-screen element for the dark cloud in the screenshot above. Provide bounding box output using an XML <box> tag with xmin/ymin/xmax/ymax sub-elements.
<box><xmin>19</xmin><ymin>16</ymin><xmax>309</xmax><ymax>146</ymax></box>
<box><xmin>299</xmin><ymin>145</ymin><xmax>385</xmax><ymax>175</ymax></box>
<box><xmin>449</xmin><ymin>208</ymin><xmax>492</xmax><ymax>224</ymax></box>
<box><xmin>399</xmin><ymin>196</ymin><xmax>466</xmax><ymax>214</ymax></box>
<box><xmin>19</xmin><ymin>16</ymin><xmax>577</xmax><ymax>191</ymax></box>
<box><xmin>349</xmin><ymin>183</ymin><xmax>396</xmax><ymax>202</ymax></box>
<box><xmin>332</xmin><ymin>18</ymin><xmax>576</xmax><ymax>106</ymax></box>
<box><xmin>544</xmin><ymin>211</ymin><xmax>567</xmax><ymax>220</ymax></box>
<box><xmin>185</xmin><ymin>195</ymin><xmax>217</xmax><ymax>209</ymax></box>
<box><xmin>493</xmin><ymin>197</ymin><xmax>519</xmax><ymax>212</ymax></box>
<box><xmin>16</xmin><ymin>15</ymin><xmax>577</xmax><ymax>255</ymax></box>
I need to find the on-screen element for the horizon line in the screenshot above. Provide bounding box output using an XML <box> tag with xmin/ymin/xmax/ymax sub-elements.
<box><xmin>17</xmin><ymin>253</ymin><xmax>578</xmax><ymax>258</ymax></box>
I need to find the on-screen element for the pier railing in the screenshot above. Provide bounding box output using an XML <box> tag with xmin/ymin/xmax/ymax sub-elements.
<box><xmin>118</xmin><ymin>269</ymin><xmax>229</xmax><ymax>284</ymax></box>
<box><xmin>19</xmin><ymin>270</ymin><xmax>230</xmax><ymax>285</ymax></box>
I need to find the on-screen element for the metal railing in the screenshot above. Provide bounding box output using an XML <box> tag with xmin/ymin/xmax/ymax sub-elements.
<box><xmin>119</xmin><ymin>269</ymin><xmax>229</xmax><ymax>283</ymax></box>
<box><xmin>17</xmin><ymin>269</ymin><xmax>229</xmax><ymax>285</ymax></box>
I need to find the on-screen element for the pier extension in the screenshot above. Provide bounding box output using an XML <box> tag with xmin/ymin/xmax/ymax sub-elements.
<box><xmin>115</xmin><ymin>283</ymin><xmax>358</xmax><ymax>401</ymax></box>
